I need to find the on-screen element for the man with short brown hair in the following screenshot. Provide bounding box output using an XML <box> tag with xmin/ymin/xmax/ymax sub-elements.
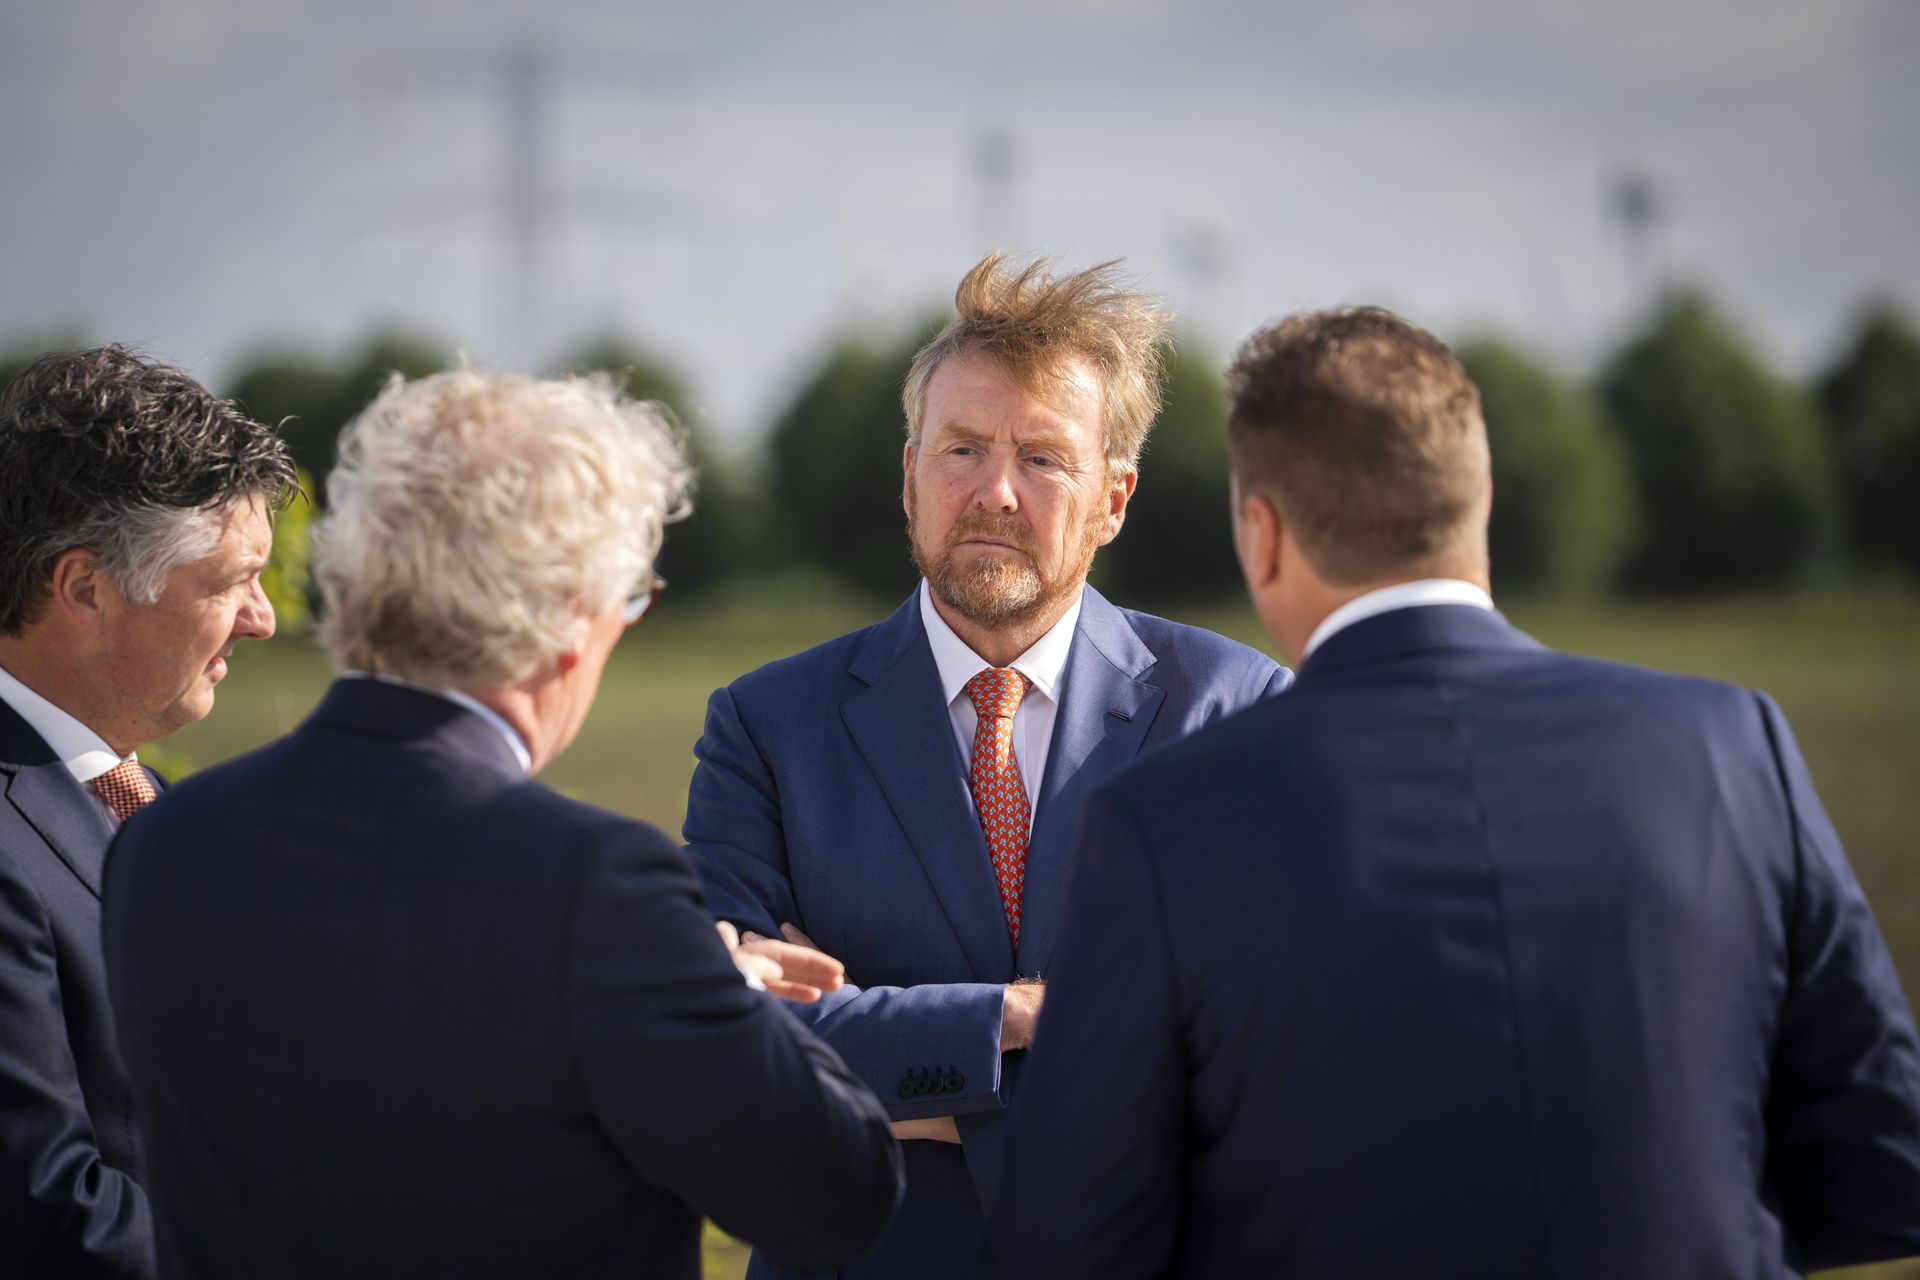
<box><xmin>991</xmin><ymin>306</ymin><xmax>1920</xmax><ymax>1278</ymax></box>
<box><xmin>685</xmin><ymin>254</ymin><xmax>1289</xmax><ymax>1279</ymax></box>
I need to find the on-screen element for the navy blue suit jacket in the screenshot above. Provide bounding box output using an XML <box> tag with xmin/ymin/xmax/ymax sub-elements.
<box><xmin>991</xmin><ymin>604</ymin><xmax>1920</xmax><ymax>1278</ymax></box>
<box><xmin>102</xmin><ymin>678</ymin><xmax>902</xmax><ymax>1280</ymax></box>
<box><xmin>0</xmin><ymin>695</ymin><xmax>156</xmax><ymax>1279</ymax></box>
<box><xmin>685</xmin><ymin>587</ymin><xmax>1286</xmax><ymax>1278</ymax></box>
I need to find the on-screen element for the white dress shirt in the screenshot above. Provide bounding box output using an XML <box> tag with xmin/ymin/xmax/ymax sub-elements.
<box><xmin>1302</xmin><ymin>578</ymin><xmax>1496</xmax><ymax>661</ymax></box>
<box><xmin>348</xmin><ymin>672</ymin><xmax>532</xmax><ymax>774</ymax></box>
<box><xmin>919</xmin><ymin>578</ymin><xmax>1081</xmax><ymax>826</ymax></box>
<box><xmin>0</xmin><ymin>660</ymin><xmax>137</xmax><ymax>822</ymax></box>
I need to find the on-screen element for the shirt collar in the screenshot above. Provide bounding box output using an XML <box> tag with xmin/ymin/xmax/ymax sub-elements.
<box><xmin>0</xmin><ymin>660</ymin><xmax>133</xmax><ymax>783</ymax></box>
<box><xmin>346</xmin><ymin>672</ymin><xmax>533</xmax><ymax>774</ymax></box>
<box><xmin>1303</xmin><ymin>579</ymin><xmax>1495</xmax><ymax>660</ymax></box>
<box><xmin>918</xmin><ymin>578</ymin><xmax>1083</xmax><ymax>707</ymax></box>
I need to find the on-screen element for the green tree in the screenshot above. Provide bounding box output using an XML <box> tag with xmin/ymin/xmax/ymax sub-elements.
<box><xmin>261</xmin><ymin>468</ymin><xmax>316</xmax><ymax>633</ymax></box>
<box><xmin>766</xmin><ymin>324</ymin><xmax>938</xmax><ymax>599</ymax></box>
<box><xmin>225</xmin><ymin>356</ymin><xmax>345</xmax><ymax>492</ymax></box>
<box><xmin>1458</xmin><ymin>339</ymin><xmax>1632</xmax><ymax>597</ymax></box>
<box><xmin>226</xmin><ymin>332</ymin><xmax>447</xmax><ymax>505</ymax></box>
<box><xmin>1600</xmin><ymin>291</ymin><xmax>1835</xmax><ymax>592</ymax></box>
<box><xmin>1093</xmin><ymin>340</ymin><xmax>1241</xmax><ymax>607</ymax></box>
<box><xmin>1816</xmin><ymin>302</ymin><xmax>1920</xmax><ymax>576</ymax></box>
<box><xmin>552</xmin><ymin>340</ymin><xmax>758</xmax><ymax>597</ymax></box>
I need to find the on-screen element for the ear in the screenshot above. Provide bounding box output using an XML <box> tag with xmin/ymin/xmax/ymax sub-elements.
<box><xmin>553</xmin><ymin>607</ymin><xmax>597</xmax><ymax>674</ymax></box>
<box><xmin>1096</xmin><ymin>467</ymin><xmax>1138</xmax><ymax>546</ymax></box>
<box><xmin>1232</xmin><ymin>485</ymin><xmax>1282</xmax><ymax>592</ymax></box>
<box><xmin>901</xmin><ymin>440</ymin><xmax>918</xmax><ymax>519</ymax></box>
<box><xmin>47</xmin><ymin>547</ymin><xmax>110</xmax><ymax>632</ymax></box>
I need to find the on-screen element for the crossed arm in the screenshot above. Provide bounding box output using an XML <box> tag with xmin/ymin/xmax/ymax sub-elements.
<box><xmin>684</xmin><ymin>686</ymin><xmax>1041</xmax><ymax>1146</ymax></box>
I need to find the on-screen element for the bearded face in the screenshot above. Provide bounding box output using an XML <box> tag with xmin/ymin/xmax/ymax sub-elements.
<box><xmin>901</xmin><ymin>352</ymin><xmax>1132</xmax><ymax>644</ymax></box>
<box><xmin>907</xmin><ymin>472</ymin><xmax>1105</xmax><ymax>632</ymax></box>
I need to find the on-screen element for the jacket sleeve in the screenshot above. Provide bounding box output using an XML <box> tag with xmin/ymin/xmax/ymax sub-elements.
<box><xmin>1755</xmin><ymin>691</ymin><xmax>1920</xmax><ymax>1267</ymax></box>
<box><xmin>684</xmin><ymin>685</ymin><xmax>1009</xmax><ymax>1121</ymax></box>
<box><xmin>0</xmin><ymin>851</ymin><xmax>154</xmax><ymax>1280</ymax></box>
<box><xmin>987</xmin><ymin>783</ymin><xmax>1185</xmax><ymax>1280</ymax></box>
<box><xmin>566</xmin><ymin>823</ymin><xmax>902</xmax><ymax>1276</ymax></box>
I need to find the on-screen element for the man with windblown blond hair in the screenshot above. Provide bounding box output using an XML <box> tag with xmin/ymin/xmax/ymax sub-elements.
<box><xmin>102</xmin><ymin>368</ymin><xmax>903</xmax><ymax>1280</ymax></box>
<box><xmin>684</xmin><ymin>254</ymin><xmax>1290</xmax><ymax>1280</ymax></box>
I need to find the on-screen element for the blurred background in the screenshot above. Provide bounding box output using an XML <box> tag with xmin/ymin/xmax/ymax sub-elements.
<box><xmin>5</xmin><ymin>1</ymin><xmax>1917</xmax><ymax>1275</ymax></box>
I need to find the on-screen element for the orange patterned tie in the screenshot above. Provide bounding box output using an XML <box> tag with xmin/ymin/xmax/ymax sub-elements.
<box><xmin>965</xmin><ymin>667</ymin><xmax>1030</xmax><ymax>948</ymax></box>
<box><xmin>92</xmin><ymin>760</ymin><xmax>157</xmax><ymax>823</ymax></box>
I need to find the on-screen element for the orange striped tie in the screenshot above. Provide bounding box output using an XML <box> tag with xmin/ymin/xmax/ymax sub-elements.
<box><xmin>92</xmin><ymin>760</ymin><xmax>157</xmax><ymax>823</ymax></box>
<box><xmin>965</xmin><ymin>667</ymin><xmax>1030</xmax><ymax>948</ymax></box>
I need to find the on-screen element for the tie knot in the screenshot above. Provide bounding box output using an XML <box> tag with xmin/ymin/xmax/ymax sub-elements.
<box><xmin>965</xmin><ymin>667</ymin><xmax>1028</xmax><ymax>720</ymax></box>
<box><xmin>92</xmin><ymin>760</ymin><xmax>157</xmax><ymax>824</ymax></box>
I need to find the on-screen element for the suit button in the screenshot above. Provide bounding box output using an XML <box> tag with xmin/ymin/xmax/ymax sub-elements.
<box><xmin>897</xmin><ymin>1075</ymin><xmax>915</xmax><ymax>1100</ymax></box>
<box><xmin>914</xmin><ymin>1074</ymin><xmax>934</xmax><ymax>1096</ymax></box>
<box><xmin>944</xmin><ymin>1071</ymin><xmax>964</xmax><ymax>1093</ymax></box>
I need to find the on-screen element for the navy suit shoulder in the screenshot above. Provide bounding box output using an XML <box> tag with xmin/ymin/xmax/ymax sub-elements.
<box><xmin>1107</xmin><ymin>603</ymin><xmax>1284</xmax><ymax>690</ymax></box>
<box><xmin>106</xmin><ymin>679</ymin><xmax>900</xmax><ymax>1280</ymax></box>
<box><xmin>995</xmin><ymin>605</ymin><xmax>1920</xmax><ymax>1278</ymax></box>
<box><xmin>0</xmin><ymin>696</ymin><xmax>154</xmax><ymax>1280</ymax></box>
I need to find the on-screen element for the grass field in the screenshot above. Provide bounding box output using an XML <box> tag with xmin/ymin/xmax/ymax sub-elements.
<box><xmin>160</xmin><ymin>586</ymin><xmax>1920</xmax><ymax>1279</ymax></box>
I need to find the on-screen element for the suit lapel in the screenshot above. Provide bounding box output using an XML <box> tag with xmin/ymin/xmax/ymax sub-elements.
<box><xmin>0</xmin><ymin>702</ymin><xmax>114</xmax><ymax>899</ymax></box>
<box><xmin>1017</xmin><ymin>588</ymin><xmax>1164</xmax><ymax>976</ymax></box>
<box><xmin>842</xmin><ymin>597</ymin><xmax>1014</xmax><ymax>982</ymax></box>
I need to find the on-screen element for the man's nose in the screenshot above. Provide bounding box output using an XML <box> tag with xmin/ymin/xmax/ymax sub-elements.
<box><xmin>973</xmin><ymin>453</ymin><xmax>1020</xmax><ymax>512</ymax></box>
<box><xmin>237</xmin><ymin>578</ymin><xmax>276</xmax><ymax>641</ymax></box>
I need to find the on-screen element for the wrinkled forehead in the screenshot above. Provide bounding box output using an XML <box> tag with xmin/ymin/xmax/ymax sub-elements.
<box><xmin>933</xmin><ymin>347</ymin><xmax>1108</xmax><ymax>436</ymax></box>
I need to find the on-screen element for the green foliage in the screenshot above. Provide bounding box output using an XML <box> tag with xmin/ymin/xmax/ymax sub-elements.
<box><xmin>1457</xmin><ymin>339</ymin><xmax>1632</xmax><ymax>598</ymax></box>
<box><xmin>1600</xmin><ymin>291</ymin><xmax>1836</xmax><ymax>592</ymax></box>
<box><xmin>765</xmin><ymin>323</ymin><xmax>940</xmax><ymax>599</ymax></box>
<box><xmin>226</xmin><ymin>331</ymin><xmax>448</xmax><ymax>505</ymax></box>
<box><xmin>552</xmin><ymin>340</ymin><xmax>759</xmax><ymax>598</ymax></box>
<box><xmin>1093</xmin><ymin>340</ymin><xmax>1241</xmax><ymax>607</ymax></box>
<box><xmin>1817</xmin><ymin>302</ymin><xmax>1920</xmax><ymax>576</ymax></box>
<box><xmin>225</xmin><ymin>357</ymin><xmax>344</xmax><ymax>491</ymax></box>
<box><xmin>261</xmin><ymin>468</ymin><xmax>315</xmax><ymax>633</ymax></box>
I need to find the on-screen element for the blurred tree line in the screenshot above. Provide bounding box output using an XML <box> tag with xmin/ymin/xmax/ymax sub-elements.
<box><xmin>2</xmin><ymin>289</ymin><xmax>1917</xmax><ymax>613</ymax></box>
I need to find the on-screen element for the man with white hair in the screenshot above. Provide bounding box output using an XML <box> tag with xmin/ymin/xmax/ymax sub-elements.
<box><xmin>0</xmin><ymin>345</ymin><xmax>297</xmax><ymax>1280</ymax></box>
<box><xmin>103</xmin><ymin>368</ymin><xmax>903</xmax><ymax>1280</ymax></box>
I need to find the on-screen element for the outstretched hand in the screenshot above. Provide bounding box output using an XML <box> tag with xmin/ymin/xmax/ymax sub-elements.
<box><xmin>715</xmin><ymin>920</ymin><xmax>846</xmax><ymax>1003</ymax></box>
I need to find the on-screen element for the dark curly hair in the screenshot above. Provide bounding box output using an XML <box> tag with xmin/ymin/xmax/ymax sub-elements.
<box><xmin>0</xmin><ymin>345</ymin><xmax>300</xmax><ymax>635</ymax></box>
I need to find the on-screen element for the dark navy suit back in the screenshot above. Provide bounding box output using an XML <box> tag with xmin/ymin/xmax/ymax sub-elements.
<box><xmin>104</xmin><ymin>679</ymin><xmax>902</xmax><ymax>1280</ymax></box>
<box><xmin>994</xmin><ymin>605</ymin><xmax>1920</xmax><ymax>1278</ymax></box>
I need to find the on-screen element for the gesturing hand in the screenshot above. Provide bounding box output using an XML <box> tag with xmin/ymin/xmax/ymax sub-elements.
<box><xmin>715</xmin><ymin>920</ymin><xmax>847</xmax><ymax>1003</ymax></box>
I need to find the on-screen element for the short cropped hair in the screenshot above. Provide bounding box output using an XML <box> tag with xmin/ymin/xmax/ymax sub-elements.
<box><xmin>314</xmin><ymin>368</ymin><xmax>692</xmax><ymax>690</ymax></box>
<box><xmin>0</xmin><ymin>345</ymin><xmax>298</xmax><ymax>636</ymax></box>
<box><xmin>902</xmin><ymin>254</ymin><xmax>1170</xmax><ymax>474</ymax></box>
<box><xmin>1226</xmin><ymin>307</ymin><xmax>1490</xmax><ymax>585</ymax></box>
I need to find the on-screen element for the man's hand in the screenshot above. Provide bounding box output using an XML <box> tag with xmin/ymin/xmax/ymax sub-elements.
<box><xmin>1000</xmin><ymin>978</ymin><xmax>1046</xmax><ymax>1051</ymax></box>
<box><xmin>892</xmin><ymin>1116</ymin><xmax>961</xmax><ymax>1144</ymax></box>
<box><xmin>715</xmin><ymin>921</ymin><xmax>846</xmax><ymax>1003</ymax></box>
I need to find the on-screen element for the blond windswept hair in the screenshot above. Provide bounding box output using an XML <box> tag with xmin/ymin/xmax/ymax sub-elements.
<box><xmin>314</xmin><ymin>367</ymin><xmax>692</xmax><ymax>690</ymax></box>
<box><xmin>902</xmin><ymin>253</ymin><xmax>1171</xmax><ymax>473</ymax></box>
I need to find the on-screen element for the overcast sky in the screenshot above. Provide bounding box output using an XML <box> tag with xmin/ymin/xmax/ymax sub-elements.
<box><xmin>3</xmin><ymin>0</ymin><xmax>1915</xmax><ymax>442</ymax></box>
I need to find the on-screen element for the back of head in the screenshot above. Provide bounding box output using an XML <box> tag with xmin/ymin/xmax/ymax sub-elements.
<box><xmin>313</xmin><ymin>367</ymin><xmax>691</xmax><ymax>691</ymax></box>
<box><xmin>0</xmin><ymin>345</ymin><xmax>297</xmax><ymax>635</ymax></box>
<box><xmin>902</xmin><ymin>253</ymin><xmax>1170</xmax><ymax>474</ymax></box>
<box><xmin>1226</xmin><ymin>307</ymin><xmax>1491</xmax><ymax>585</ymax></box>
